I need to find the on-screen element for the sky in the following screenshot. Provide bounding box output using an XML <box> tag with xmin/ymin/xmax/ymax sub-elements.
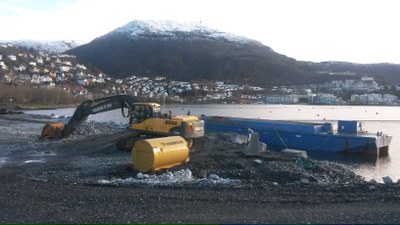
<box><xmin>1</xmin><ymin>0</ymin><xmax>400</xmax><ymax>64</ymax></box>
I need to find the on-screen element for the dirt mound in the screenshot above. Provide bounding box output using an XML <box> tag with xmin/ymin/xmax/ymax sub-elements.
<box><xmin>183</xmin><ymin>133</ymin><xmax>364</xmax><ymax>186</ymax></box>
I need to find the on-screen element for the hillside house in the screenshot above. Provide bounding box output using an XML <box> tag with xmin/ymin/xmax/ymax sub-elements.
<box><xmin>64</xmin><ymin>73</ymin><xmax>75</xmax><ymax>80</ymax></box>
<box><xmin>60</xmin><ymin>66</ymin><xmax>71</xmax><ymax>72</ymax></box>
<box><xmin>77</xmin><ymin>79</ymin><xmax>89</xmax><ymax>86</ymax></box>
<box><xmin>14</xmin><ymin>65</ymin><xmax>26</xmax><ymax>72</ymax></box>
<box><xmin>55</xmin><ymin>72</ymin><xmax>65</xmax><ymax>81</ymax></box>
<box><xmin>3</xmin><ymin>73</ymin><xmax>16</xmax><ymax>83</ymax></box>
<box><xmin>17</xmin><ymin>74</ymin><xmax>31</xmax><ymax>83</ymax></box>
<box><xmin>31</xmin><ymin>74</ymin><xmax>53</xmax><ymax>84</ymax></box>
<box><xmin>29</xmin><ymin>67</ymin><xmax>40</xmax><ymax>73</ymax></box>
<box><xmin>351</xmin><ymin>93</ymin><xmax>398</xmax><ymax>105</ymax></box>
<box><xmin>76</xmin><ymin>64</ymin><xmax>87</xmax><ymax>70</ymax></box>
<box><xmin>266</xmin><ymin>95</ymin><xmax>299</xmax><ymax>104</ymax></box>
<box><xmin>0</xmin><ymin>61</ymin><xmax>7</xmax><ymax>70</ymax></box>
<box><xmin>62</xmin><ymin>84</ymin><xmax>87</xmax><ymax>95</ymax></box>
<box><xmin>8</xmin><ymin>55</ymin><xmax>17</xmax><ymax>61</ymax></box>
<box><xmin>206</xmin><ymin>93</ymin><xmax>226</xmax><ymax>100</ymax></box>
<box><xmin>91</xmin><ymin>76</ymin><xmax>105</xmax><ymax>83</ymax></box>
<box><xmin>214</xmin><ymin>81</ymin><xmax>224</xmax><ymax>86</ymax></box>
<box><xmin>75</xmin><ymin>71</ymin><xmax>85</xmax><ymax>79</ymax></box>
<box><xmin>62</xmin><ymin>61</ymin><xmax>72</xmax><ymax>66</ymax></box>
<box><xmin>313</xmin><ymin>93</ymin><xmax>339</xmax><ymax>104</ymax></box>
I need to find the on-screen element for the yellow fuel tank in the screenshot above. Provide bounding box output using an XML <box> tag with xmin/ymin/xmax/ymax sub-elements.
<box><xmin>131</xmin><ymin>136</ymin><xmax>189</xmax><ymax>173</ymax></box>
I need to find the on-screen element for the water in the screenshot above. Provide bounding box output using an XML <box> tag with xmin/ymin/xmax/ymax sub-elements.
<box><xmin>26</xmin><ymin>104</ymin><xmax>400</xmax><ymax>182</ymax></box>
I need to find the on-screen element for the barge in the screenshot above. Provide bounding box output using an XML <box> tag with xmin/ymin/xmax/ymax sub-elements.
<box><xmin>201</xmin><ymin>115</ymin><xmax>392</xmax><ymax>156</ymax></box>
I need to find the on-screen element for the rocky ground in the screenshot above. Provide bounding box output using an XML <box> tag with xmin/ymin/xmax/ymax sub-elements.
<box><xmin>1</xmin><ymin>113</ymin><xmax>400</xmax><ymax>223</ymax></box>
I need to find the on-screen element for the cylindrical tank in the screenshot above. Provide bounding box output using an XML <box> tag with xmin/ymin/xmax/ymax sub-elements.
<box><xmin>131</xmin><ymin>136</ymin><xmax>189</xmax><ymax>173</ymax></box>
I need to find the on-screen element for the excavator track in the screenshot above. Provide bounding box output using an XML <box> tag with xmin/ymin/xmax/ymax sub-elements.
<box><xmin>116</xmin><ymin>133</ymin><xmax>141</xmax><ymax>151</ymax></box>
<box><xmin>115</xmin><ymin>133</ymin><xmax>159</xmax><ymax>151</ymax></box>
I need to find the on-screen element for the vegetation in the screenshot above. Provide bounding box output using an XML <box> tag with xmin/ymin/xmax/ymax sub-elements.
<box><xmin>0</xmin><ymin>84</ymin><xmax>80</xmax><ymax>109</ymax></box>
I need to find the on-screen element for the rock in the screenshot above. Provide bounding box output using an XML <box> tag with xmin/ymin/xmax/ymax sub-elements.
<box><xmin>368</xmin><ymin>185</ymin><xmax>376</xmax><ymax>190</ymax></box>
<box><xmin>300</xmin><ymin>178</ymin><xmax>310</xmax><ymax>184</ymax></box>
<box><xmin>253</xmin><ymin>159</ymin><xmax>262</xmax><ymax>164</ymax></box>
<box><xmin>308</xmin><ymin>175</ymin><xmax>319</xmax><ymax>183</ymax></box>
<box><xmin>260</xmin><ymin>142</ymin><xmax>267</xmax><ymax>152</ymax></box>
<box><xmin>369</xmin><ymin>179</ymin><xmax>378</xmax><ymax>184</ymax></box>
<box><xmin>173</xmin><ymin>169</ymin><xmax>193</xmax><ymax>181</ymax></box>
<box><xmin>242</xmin><ymin>131</ymin><xmax>262</xmax><ymax>156</ymax></box>
<box><xmin>208</xmin><ymin>174</ymin><xmax>220</xmax><ymax>181</ymax></box>
<box><xmin>382</xmin><ymin>176</ymin><xmax>393</xmax><ymax>185</ymax></box>
<box><xmin>229</xmin><ymin>134</ymin><xmax>247</xmax><ymax>144</ymax></box>
<box><xmin>137</xmin><ymin>172</ymin><xmax>149</xmax><ymax>180</ymax></box>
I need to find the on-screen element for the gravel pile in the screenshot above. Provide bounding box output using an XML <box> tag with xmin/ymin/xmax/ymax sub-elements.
<box><xmin>44</xmin><ymin>115</ymin><xmax>127</xmax><ymax>138</ymax></box>
<box><xmin>186</xmin><ymin>132</ymin><xmax>365</xmax><ymax>187</ymax></box>
<box><xmin>73</xmin><ymin>121</ymin><xmax>126</xmax><ymax>136</ymax></box>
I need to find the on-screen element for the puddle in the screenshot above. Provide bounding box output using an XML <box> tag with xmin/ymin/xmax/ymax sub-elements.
<box><xmin>0</xmin><ymin>157</ymin><xmax>7</xmax><ymax>167</ymax></box>
<box><xmin>23</xmin><ymin>159</ymin><xmax>46</xmax><ymax>164</ymax></box>
<box><xmin>28</xmin><ymin>152</ymin><xmax>57</xmax><ymax>157</ymax></box>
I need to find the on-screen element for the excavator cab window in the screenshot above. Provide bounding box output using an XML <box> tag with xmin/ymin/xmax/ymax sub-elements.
<box><xmin>130</xmin><ymin>105</ymin><xmax>153</xmax><ymax>124</ymax></box>
<box><xmin>152</xmin><ymin>107</ymin><xmax>161</xmax><ymax>118</ymax></box>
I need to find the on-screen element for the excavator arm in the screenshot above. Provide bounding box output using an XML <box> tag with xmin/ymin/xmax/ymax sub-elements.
<box><xmin>40</xmin><ymin>95</ymin><xmax>137</xmax><ymax>140</ymax></box>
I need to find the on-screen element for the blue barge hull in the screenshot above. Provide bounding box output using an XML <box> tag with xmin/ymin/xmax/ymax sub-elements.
<box><xmin>201</xmin><ymin>115</ymin><xmax>392</xmax><ymax>155</ymax></box>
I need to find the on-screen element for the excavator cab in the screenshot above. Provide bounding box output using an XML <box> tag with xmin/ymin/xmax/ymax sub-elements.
<box><xmin>127</xmin><ymin>103</ymin><xmax>204</xmax><ymax>148</ymax></box>
<box><xmin>129</xmin><ymin>103</ymin><xmax>161</xmax><ymax>124</ymax></box>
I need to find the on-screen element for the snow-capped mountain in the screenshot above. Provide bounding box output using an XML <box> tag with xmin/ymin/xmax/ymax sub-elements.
<box><xmin>67</xmin><ymin>20</ymin><xmax>323</xmax><ymax>85</ymax></box>
<box><xmin>101</xmin><ymin>20</ymin><xmax>261</xmax><ymax>45</ymax></box>
<box><xmin>1</xmin><ymin>40</ymin><xmax>85</xmax><ymax>53</ymax></box>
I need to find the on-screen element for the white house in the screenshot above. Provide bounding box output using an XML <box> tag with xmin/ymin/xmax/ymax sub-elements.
<box><xmin>76</xmin><ymin>64</ymin><xmax>87</xmax><ymax>70</ymax></box>
<box><xmin>8</xmin><ymin>55</ymin><xmax>17</xmax><ymax>61</ymax></box>
<box><xmin>60</xmin><ymin>66</ymin><xmax>71</xmax><ymax>72</ymax></box>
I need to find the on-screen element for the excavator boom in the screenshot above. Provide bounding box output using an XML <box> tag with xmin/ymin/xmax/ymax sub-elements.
<box><xmin>40</xmin><ymin>95</ymin><xmax>137</xmax><ymax>139</ymax></box>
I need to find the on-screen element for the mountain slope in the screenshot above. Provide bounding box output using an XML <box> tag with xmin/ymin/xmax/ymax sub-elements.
<box><xmin>310</xmin><ymin>61</ymin><xmax>400</xmax><ymax>84</ymax></box>
<box><xmin>67</xmin><ymin>20</ymin><xmax>324</xmax><ymax>86</ymax></box>
<box><xmin>3</xmin><ymin>40</ymin><xmax>85</xmax><ymax>53</ymax></box>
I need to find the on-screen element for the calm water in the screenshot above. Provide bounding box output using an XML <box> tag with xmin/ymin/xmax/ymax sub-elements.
<box><xmin>27</xmin><ymin>104</ymin><xmax>400</xmax><ymax>182</ymax></box>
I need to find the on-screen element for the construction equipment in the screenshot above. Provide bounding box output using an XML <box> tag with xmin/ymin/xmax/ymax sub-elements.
<box><xmin>40</xmin><ymin>95</ymin><xmax>204</xmax><ymax>150</ymax></box>
<box><xmin>130</xmin><ymin>136</ymin><xmax>189</xmax><ymax>173</ymax></box>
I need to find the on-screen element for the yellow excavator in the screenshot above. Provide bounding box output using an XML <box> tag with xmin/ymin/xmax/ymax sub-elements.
<box><xmin>40</xmin><ymin>95</ymin><xmax>204</xmax><ymax>150</ymax></box>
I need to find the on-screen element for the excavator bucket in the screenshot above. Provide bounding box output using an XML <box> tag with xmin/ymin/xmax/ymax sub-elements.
<box><xmin>39</xmin><ymin>123</ymin><xmax>65</xmax><ymax>140</ymax></box>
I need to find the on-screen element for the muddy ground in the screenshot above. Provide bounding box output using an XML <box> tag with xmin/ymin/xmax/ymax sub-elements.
<box><xmin>1</xmin><ymin>113</ymin><xmax>400</xmax><ymax>223</ymax></box>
